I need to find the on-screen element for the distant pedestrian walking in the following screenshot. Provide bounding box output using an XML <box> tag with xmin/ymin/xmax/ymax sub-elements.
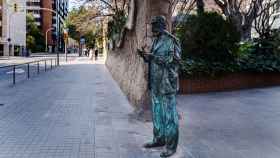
<box><xmin>94</xmin><ymin>49</ymin><xmax>98</xmax><ymax>60</ymax></box>
<box><xmin>85</xmin><ymin>49</ymin><xmax>90</xmax><ymax>57</ymax></box>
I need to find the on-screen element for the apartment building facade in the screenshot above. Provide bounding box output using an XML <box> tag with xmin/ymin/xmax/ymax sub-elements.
<box><xmin>272</xmin><ymin>0</ymin><xmax>280</xmax><ymax>29</ymax></box>
<box><xmin>53</xmin><ymin>0</ymin><xmax>68</xmax><ymax>52</ymax></box>
<box><xmin>0</xmin><ymin>0</ymin><xmax>3</xmax><ymax>56</ymax></box>
<box><xmin>26</xmin><ymin>0</ymin><xmax>68</xmax><ymax>52</ymax></box>
<box><xmin>0</xmin><ymin>0</ymin><xmax>26</xmax><ymax>56</ymax></box>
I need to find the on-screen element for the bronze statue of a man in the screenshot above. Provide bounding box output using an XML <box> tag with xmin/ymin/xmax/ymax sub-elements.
<box><xmin>138</xmin><ymin>15</ymin><xmax>181</xmax><ymax>157</ymax></box>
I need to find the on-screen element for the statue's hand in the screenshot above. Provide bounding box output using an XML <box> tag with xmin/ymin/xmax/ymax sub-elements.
<box><xmin>137</xmin><ymin>47</ymin><xmax>146</xmax><ymax>57</ymax></box>
<box><xmin>137</xmin><ymin>46</ymin><xmax>153</xmax><ymax>61</ymax></box>
<box><xmin>143</xmin><ymin>53</ymin><xmax>153</xmax><ymax>58</ymax></box>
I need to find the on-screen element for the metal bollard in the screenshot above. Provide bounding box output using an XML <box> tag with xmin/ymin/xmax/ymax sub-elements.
<box><xmin>13</xmin><ymin>66</ymin><xmax>15</xmax><ymax>85</ymax></box>
<box><xmin>51</xmin><ymin>59</ymin><xmax>52</xmax><ymax>69</ymax></box>
<box><xmin>45</xmin><ymin>60</ymin><xmax>47</xmax><ymax>72</ymax></box>
<box><xmin>37</xmin><ymin>61</ymin><xmax>39</xmax><ymax>74</ymax></box>
<box><xmin>27</xmin><ymin>64</ymin><xmax>30</xmax><ymax>79</ymax></box>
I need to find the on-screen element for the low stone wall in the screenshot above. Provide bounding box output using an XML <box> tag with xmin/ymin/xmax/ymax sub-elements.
<box><xmin>179</xmin><ymin>73</ymin><xmax>280</xmax><ymax>94</ymax></box>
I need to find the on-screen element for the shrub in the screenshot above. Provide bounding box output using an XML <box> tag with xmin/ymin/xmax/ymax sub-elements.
<box><xmin>237</xmin><ymin>41</ymin><xmax>256</xmax><ymax>58</ymax></box>
<box><xmin>176</xmin><ymin>12</ymin><xmax>241</xmax><ymax>63</ymax></box>
<box><xmin>180</xmin><ymin>58</ymin><xmax>239</xmax><ymax>78</ymax></box>
<box><xmin>179</xmin><ymin>36</ymin><xmax>280</xmax><ymax>78</ymax></box>
<box><xmin>238</xmin><ymin>53</ymin><xmax>280</xmax><ymax>73</ymax></box>
<box><xmin>176</xmin><ymin>12</ymin><xmax>280</xmax><ymax>78</ymax></box>
<box><xmin>26</xmin><ymin>35</ymin><xmax>35</xmax><ymax>52</ymax></box>
<box><xmin>271</xmin><ymin>30</ymin><xmax>280</xmax><ymax>55</ymax></box>
<box><xmin>254</xmin><ymin>30</ymin><xmax>280</xmax><ymax>55</ymax></box>
<box><xmin>237</xmin><ymin>32</ymin><xmax>280</xmax><ymax>73</ymax></box>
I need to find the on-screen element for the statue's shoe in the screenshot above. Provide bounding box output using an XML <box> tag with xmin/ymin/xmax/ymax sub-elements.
<box><xmin>143</xmin><ymin>142</ymin><xmax>165</xmax><ymax>148</ymax></box>
<box><xmin>160</xmin><ymin>149</ymin><xmax>176</xmax><ymax>157</ymax></box>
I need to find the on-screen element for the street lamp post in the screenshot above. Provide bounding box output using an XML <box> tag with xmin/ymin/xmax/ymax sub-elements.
<box><xmin>7</xmin><ymin>38</ymin><xmax>11</xmax><ymax>56</ymax></box>
<box><xmin>28</xmin><ymin>7</ymin><xmax>65</xmax><ymax>66</ymax></box>
<box><xmin>7</xmin><ymin>9</ymin><xmax>16</xmax><ymax>56</ymax></box>
<box><xmin>45</xmin><ymin>28</ymin><xmax>54</xmax><ymax>52</ymax></box>
<box><xmin>8</xmin><ymin>15</ymin><xmax>12</xmax><ymax>56</ymax></box>
<box><xmin>63</xmin><ymin>29</ymin><xmax>68</xmax><ymax>62</ymax></box>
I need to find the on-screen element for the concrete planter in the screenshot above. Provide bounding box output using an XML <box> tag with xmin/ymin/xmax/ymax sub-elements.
<box><xmin>179</xmin><ymin>72</ymin><xmax>280</xmax><ymax>94</ymax></box>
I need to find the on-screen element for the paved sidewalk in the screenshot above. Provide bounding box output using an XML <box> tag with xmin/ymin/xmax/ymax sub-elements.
<box><xmin>1</xmin><ymin>56</ymin><xmax>280</xmax><ymax>158</ymax></box>
<box><xmin>0</xmin><ymin>57</ymin><xmax>184</xmax><ymax>158</ymax></box>
<box><xmin>177</xmin><ymin>87</ymin><xmax>280</xmax><ymax>158</ymax></box>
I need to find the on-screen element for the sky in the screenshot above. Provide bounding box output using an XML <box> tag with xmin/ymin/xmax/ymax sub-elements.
<box><xmin>68</xmin><ymin>0</ymin><xmax>85</xmax><ymax>10</ymax></box>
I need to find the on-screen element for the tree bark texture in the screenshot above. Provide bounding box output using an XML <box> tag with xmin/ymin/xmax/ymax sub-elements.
<box><xmin>106</xmin><ymin>0</ymin><xmax>172</xmax><ymax>110</ymax></box>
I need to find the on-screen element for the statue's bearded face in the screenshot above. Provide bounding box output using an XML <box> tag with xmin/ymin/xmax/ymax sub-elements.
<box><xmin>152</xmin><ymin>24</ymin><xmax>161</xmax><ymax>37</ymax></box>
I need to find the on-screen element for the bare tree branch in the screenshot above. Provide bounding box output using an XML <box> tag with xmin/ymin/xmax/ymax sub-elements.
<box><xmin>172</xmin><ymin>0</ymin><xmax>196</xmax><ymax>15</ymax></box>
<box><xmin>122</xmin><ymin>0</ymin><xmax>127</xmax><ymax>10</ymax></box>
<box><xmin>253</xmin><ymin>0</ymin><xmax>278</xmax><ymax>39</ymax></box>
<box><xmin>213</xmin><ymin>0</ymin><xmax>276</xmax><ymax>39</ymax></box>
<box><xmin>87</xmin><ymin>0</ymin><xmax>115</xmax><ymax>11</ymax></box>
<box><xmin>214</xmin><ymin>0</ymin><xmax>229</xmax><ymax>15</ymax></box>
<box><xmin>114</xmin><ymin>0</ymin><xmax>119</xmax><ymax>12</ymax></box>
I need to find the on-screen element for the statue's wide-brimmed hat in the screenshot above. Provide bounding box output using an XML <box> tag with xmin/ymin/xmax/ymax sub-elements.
<box><xmin>151</xmin><ymin>16</ymin><xmax>167</xmax><ymax>30</ymax></box>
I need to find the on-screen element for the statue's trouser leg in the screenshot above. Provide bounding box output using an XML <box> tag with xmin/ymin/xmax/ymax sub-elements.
<box><xmin>164</xmin><ymin>94</ymin><xmax>179</xmax><ymax>152</ymax></box>
<box><xmin>151</xmin><ymin>92</ymin><xmax>165</xmax><ymax>144</ymax></box>
<box><xmin>151</xmin><ymin>92</ymin><xmax>179</xmax><ymax>151</ymax></box>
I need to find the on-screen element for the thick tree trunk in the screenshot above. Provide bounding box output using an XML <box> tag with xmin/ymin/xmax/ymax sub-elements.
<box><xmin>106</xmin><ymin>0</ymin><xmax>172</xmax><ymax>111</ymax></box>
<box><xmin>230</xmin><ymin>14</ymin><xmax>252</xmax><ymax>40</ymax></box>
<box><xmin>196</xmin><ymin>0</ymin><xmax>205</xmax><ymax>14</ymax></box>
<box><xmin>241</xmin><ymin>27</ymin><xmax>252</xmax><ymax>40</ymax></box>
<box><xmin>213</xmin><ymin>0</ymin><xmax>256</xmax><ymax>41</ymax></box>
<box><xmin>150</xmin><ymin>0</ymin><xmax>172</xmax><ymax>30</ymax></box>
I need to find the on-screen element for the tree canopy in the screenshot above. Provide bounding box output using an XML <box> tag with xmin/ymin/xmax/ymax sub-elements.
<box><xmin>66</xmin><ymin>6</ymin><xmax>103</xmax><ymax>48</ymax></box>
<box><xmin>26</xmin><ymin>13</ymin><xmax>45</xmax><ymax>52</ymax></box>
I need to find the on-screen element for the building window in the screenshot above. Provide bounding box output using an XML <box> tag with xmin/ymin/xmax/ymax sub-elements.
<box><xmin>27</xmin><ymin>2</ymin><xmax>41</xmax><ymax>6</ymax></box>
<box><xmin>28</xmin><ymin>10</ymin><xmax>41</xmax><ymax>16</ymax></box>
<box><xmin>35</xmin><ymin>17</ymin><xmax>41</xmax><ymax>22</ymax></box>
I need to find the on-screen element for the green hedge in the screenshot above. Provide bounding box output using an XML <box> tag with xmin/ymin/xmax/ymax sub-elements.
<box><xmin>176</xmin><ymin>12</ymin><xmax>240</xmax><ymax>62</ymax></box>
<box><xmin>177</xmin><ymin>12</ymin><xmax>280</xmax><ymax>78</ymax></box>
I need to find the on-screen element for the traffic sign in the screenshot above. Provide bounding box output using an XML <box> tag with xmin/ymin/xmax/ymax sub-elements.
<box><xmin>14</xmin><ymin>3</ymin><xmax>17</xmax><ymax>12</ymax></box>
<box><xmin>80</xmin><ymin>37</ymin><xmax>85</xmax><ymax>45</ymax></box>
